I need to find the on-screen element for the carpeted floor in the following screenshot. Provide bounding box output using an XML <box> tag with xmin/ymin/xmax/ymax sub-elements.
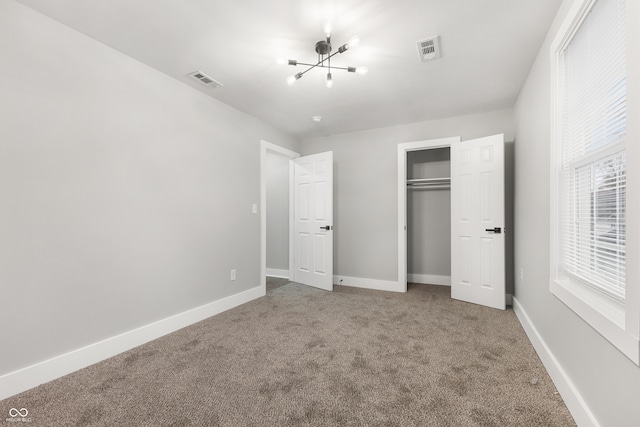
<box><xmin>266</xmin><ymin>276</ymin><xmax>290</xmax><ymax>292</ymax></box>
<box><xmin>1</xmin><ymin>282</ymin><xmax>576</xmax><ymax>426</ymax></box>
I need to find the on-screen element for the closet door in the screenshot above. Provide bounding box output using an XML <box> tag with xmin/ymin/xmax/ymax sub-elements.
<box><xmin>294</xmin><ymin>151</ymin><xmax>334</xmax><ymax>291</ymax></box>
<box><xmin>451</xmin><ymin>134</ymin><xmax>505</xmax><ymax>310</ymax></box>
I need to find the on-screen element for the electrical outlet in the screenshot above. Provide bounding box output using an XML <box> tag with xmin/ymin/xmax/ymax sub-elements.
<box><xmin>520</xmin><ymin>268</ymin><xmax>524</xmax><ymax>282</ymax></box>
<box><xmin>251</xmin><ymin>204</ymin><xmax>257</xmax><ymax>214</ymax></box>
<box><xmin>230</xmin><ymin>269</ymin><xmax>236</xmax><ymax>281</ymax></box>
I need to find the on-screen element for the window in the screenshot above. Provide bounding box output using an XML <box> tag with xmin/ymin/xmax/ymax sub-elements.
<box><xmin>560</xmin><ymin>0</ymin><xmax>626</xmax><ymax>301</ymax></box>
<box><xmin>550</xmin><ymin>0</ymin><xmax>639</xmax><ymax>364</ymax></box>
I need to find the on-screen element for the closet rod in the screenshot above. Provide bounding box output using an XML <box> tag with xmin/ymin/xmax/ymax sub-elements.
<box><xmin>406</xmin><ymin>177</ymin><xmax>450</xmax><ymax>183</ymax></box>
<box><xmin>406</xmin><ymin>182</ymin><xmax>450</xmax><ymax>186</ymax></box>
<box><xmin>407</xmin><ymin>185</ymin><xmax>450</xmax><ymax>190</ymax></box>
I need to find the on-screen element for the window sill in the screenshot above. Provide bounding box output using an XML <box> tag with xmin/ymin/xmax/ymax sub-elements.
<box><xmin>551</xmin><ymin>278</ymin><xmax>639</xmax><ymax>365</ymax></box>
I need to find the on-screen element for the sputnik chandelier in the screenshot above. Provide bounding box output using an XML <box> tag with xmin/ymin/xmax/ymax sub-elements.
<box><xmin>281</xmin><ymin>22</ymin><xmax>368</xmax><ymax>88</ymax></box>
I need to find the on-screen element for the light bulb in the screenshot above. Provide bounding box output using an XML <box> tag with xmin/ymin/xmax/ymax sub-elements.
<box><xmin>286</xmin><ymin>75</ymin><xmax>296</xmax><ymax>86</ymax></box>
<box><xmin>323</xmin><ymin>21</ymin><xmax>332</xmax><ymax>37</ymax></box>
<box><xmin>326</xmin><ymin>72</ymin><xmax>333</xmax><ymax>88</ymax></box>
<box><xmin>356</xmin><ymin>66</ymin><xmax>368</xmax><ymax>75</ymax></box>
<box><xmin>347</xmin><ymin>35</ymin><xmax>360</xmax><ymax>48</ymax></box>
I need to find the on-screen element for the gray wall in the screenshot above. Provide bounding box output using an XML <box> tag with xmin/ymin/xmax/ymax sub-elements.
<box><xmin>513</xmin><ymin>0</ymin><xmax>640</xmax><ymax>424</ymax></box>
<box><xmin>407</xmin><ymin>149</ymin><xmax>451</xmax><ymax>278</ymax></box>
<box><xmin>266</xmin><ymin>151</ymin><xmax>290</xmax><ymax>272</ymax></box>
<box><xmin>301</xmin><ymin>109</ymin><xmax>514</xmax><ymax>286</ymax></box>
<box><xmin>0</xmin><ymin>1</ymin><xmax>299</xmax><ymax>376</ymax></box>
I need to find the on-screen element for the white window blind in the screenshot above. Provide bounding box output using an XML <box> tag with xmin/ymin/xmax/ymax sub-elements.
<box><xmin>559</xmin><ymin>0</ymin><xmax>626</xmax><ymax>300</ymax></box>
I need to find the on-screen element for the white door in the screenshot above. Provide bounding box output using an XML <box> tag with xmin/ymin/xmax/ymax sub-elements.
<box><xmin>294</xmin><ymin>151</ymin><xmax>333</xmax><ymax>291</ymax></box>
<box><xmin>451</xmin><ymin>134</ymin><xmax>505</xmax><ymax>310</ymax></box>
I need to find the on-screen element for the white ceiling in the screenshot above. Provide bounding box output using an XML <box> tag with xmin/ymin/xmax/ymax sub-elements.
<box><xmin>16</xmin><ymin>0</ymin><xmax>562</xmax><ymax>139</ymax></box>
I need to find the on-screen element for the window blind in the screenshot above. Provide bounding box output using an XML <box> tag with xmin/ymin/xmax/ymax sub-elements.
<box><xmin>559</xmin><ymin>0</ymin><xmax>626</xmax><ymax>300</ymax></box>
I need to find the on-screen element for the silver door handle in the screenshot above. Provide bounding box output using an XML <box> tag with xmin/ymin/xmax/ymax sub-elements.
<box><xmin>320</xmin><ymin>225</ymin><xmax>333</xmax><ymax>231</ymax></box>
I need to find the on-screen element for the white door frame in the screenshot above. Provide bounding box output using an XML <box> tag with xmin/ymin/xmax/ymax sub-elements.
<box><xmin>260</xmin><ymin>140</ymin><xmax>300</xmax><ymax>295</ymax></box>
<box><xmin>397</xmin><ymin>137</ymin><xmax>461</xmax><ymax>292</ymax></box>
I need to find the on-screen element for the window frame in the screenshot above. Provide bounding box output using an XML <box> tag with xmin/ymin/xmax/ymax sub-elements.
<box><xmin>549</xmin><ymin>0</ymin><xmax>639</xmax><ymax>365</ymax></box>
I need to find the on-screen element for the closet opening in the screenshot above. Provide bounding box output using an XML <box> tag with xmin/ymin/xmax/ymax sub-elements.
<box><xmin>397</xmin><ymin>136</ymin><xmax>459</xmax><ymax>293</ymax></box>
<box><xmin>406</xmin><ymin>148</ymin><xmax>451</xmax><ymax>288</ymax></box>
<box><xmin>398</xmin><ymin>134</ymin><xmax>507</xmax><ymax>309</ymax></box>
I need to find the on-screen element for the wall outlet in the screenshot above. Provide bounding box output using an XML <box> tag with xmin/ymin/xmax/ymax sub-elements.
<box><xmin>251</xmin><ymin>204</ymin><xmax>257</xmax><ymax>214</ymax></box>
<box><xmin>230</xmin><ymin>269</ymin><xmax>236</xmax><ymax>281</ymax></box>
<box><xmin>520</xmin><ymin>268</ymin><xmax>524</xmax><ymax>282</ymax></box>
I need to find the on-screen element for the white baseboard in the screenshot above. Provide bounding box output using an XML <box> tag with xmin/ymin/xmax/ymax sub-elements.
<box><xmin>512</xmin><ymin>297</ymin><xmax>599</xmax><ymax>427</ymax></box>
<box><xmin>0</xmin><ymin>286</ymin><xmax>264</xmax><ymax>401</ymax></box>
<box><xmin>334</xmin><ymin>275</ymin><xmax>402</xmax><ymax>293</ymax></box>
<box><xmin>407</xmin><ymin>273</ymin><xmax>450</xmax><ymax>286</ymax></box>
<box><xmin>266</xmin><ymin>268</ymin><xmax>289</xmax><ymax>279</ymax></box>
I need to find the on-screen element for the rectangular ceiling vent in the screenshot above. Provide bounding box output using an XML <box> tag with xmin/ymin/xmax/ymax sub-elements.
<box><xmin>188</xmin><ymin>71</ymin><xmax>223</xmax><ymax>89</ymax></box>
<box><xmin>416</xmin><ymin>36</ymin><xmax>442</xmax><ymax>62</ymax></box>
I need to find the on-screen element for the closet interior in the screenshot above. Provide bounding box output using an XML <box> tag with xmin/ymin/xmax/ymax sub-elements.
<box><xmin>406</xmin><ymin>147</ymin><xmax>452</xmax><ymax>286</ymax></box>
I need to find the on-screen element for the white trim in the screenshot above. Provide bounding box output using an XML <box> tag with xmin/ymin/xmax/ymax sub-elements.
<box><xmin>625</xmin><ymin>0</ymin><xmax>640</xmax><ymax>342</ymax></box>
<box><xmin>0</xmin><ymin>286</ymin><xmax>263</xmax><ymax>400</ymax></box>
<box><xmin>266</xmin><ymin>268</ymin><xmax>289</xmax><ymax>279</ymax></box>
<box><xmin>513</xmin><ymin>297</ymin><xmax>599</xmax><ymax>427</ymax></box>
<box><xmin>260</xmin><ymin>140</ymin><xmax>299</xmax><ymax>295</ymax></box>
<box><xmin>397</xmin><ymin>137</ymin><xmax>461</xmax><ymax>293</ymax></box>
<box><xmin>407</xmin><ymin>273</ymin><xmax>450</xmax><ymax>286</ymax></box>
<box><xmin>288</xmin><ymin>159</ymin><xmax>295</xmax><ymax>281</ymax></box>
<box><xmin>550</xmin><ymin>279</ymin><xmax>639</xmax><ymax>363</ymax></box>
<box><xmin>334</xmin><ymin>275</ymin><xmax>402</xmax><ymax>293</ymax></box>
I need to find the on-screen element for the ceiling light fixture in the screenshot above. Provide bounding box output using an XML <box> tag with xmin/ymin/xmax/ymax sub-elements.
<box><xmin>282</xmin><ymin>23</ymin><xmax>368</xmax><ymax>88</ymax></box>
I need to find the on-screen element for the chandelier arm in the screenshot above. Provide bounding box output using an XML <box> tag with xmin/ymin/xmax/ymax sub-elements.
<box><xmin>294</xmin><ymin>48</ymin><xmax>343</xmax><ymax>70</ymax></box>
<box><xmin>296</xmin><ymin>63</ymin><xmax>321</xmax><ymax>78</ymax></box>
<box><xmin>295</xmin><ymin>62</ymin><xmax>354</xmax><ymax>71</ymax></box>
<box><xmin>320</xmin><ymin>49</ymin><xmax>343</xmax><ymax>66</ymax></box>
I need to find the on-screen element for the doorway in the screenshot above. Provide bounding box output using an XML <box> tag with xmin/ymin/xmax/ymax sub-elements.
<box><xmin>260</xmin><ymin>142</ymin><xmax>335</xmax><ymax>293</ymax></box>
<box><xmin>397</xmin><ymin>137</ymin><xmax>460</xmax><ymax>292</ymax></box>
<box><xmin>260</xmin><ymin>140</ymin><xmax>299</xmax><ymax>295</ymax></box>
<box><xmin>398</xmin><ymin>135</ymin><xmax>506</xmax><ymax>309</ymax></box>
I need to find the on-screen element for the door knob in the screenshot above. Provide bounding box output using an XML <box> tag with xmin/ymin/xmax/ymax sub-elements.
<box><xmin>485</xmin><ymin>227</ymin><xmax>502</xmax><ymax>233</ymax></box>
<box><xmin>320</xmin><ymin>225</ymin><xmax>333</xmax><ymax>231</ymax></box>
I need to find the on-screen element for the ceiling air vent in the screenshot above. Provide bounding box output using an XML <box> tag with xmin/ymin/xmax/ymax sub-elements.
<box><xmin>188</xmin><ymin>71</ymin><xmax>223</xmax><ymax>89</ymax></box>
<box><xmin>416</xmin><ymin>36</ymin><xmax>442</xmax><ymax>62</ymax></box>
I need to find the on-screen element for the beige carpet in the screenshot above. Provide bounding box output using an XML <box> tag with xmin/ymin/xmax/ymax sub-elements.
<box><xmin>1</xmin><ymin>283</ymin><xmax>575</xmax><ymax>426</ymax></box>
<box><xmin>266</xmin><ymin>276</ymin><xmax>290</xmax><ymax>292</ymax></box>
